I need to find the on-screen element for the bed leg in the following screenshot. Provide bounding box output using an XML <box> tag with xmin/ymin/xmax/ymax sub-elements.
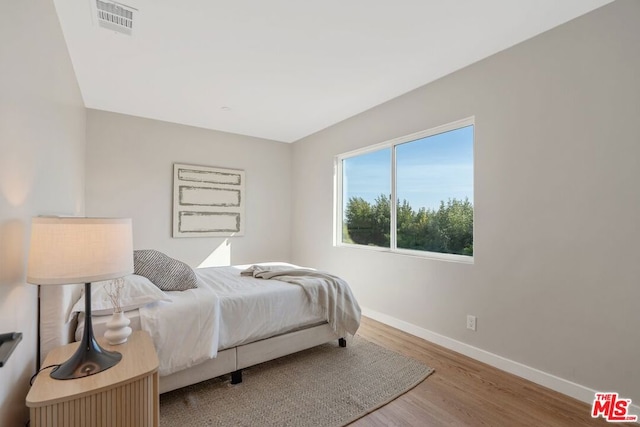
<box><xmin>231</xmin><ymin>369</ymin><xmax>243</xmax><ymax>384</ymax></box>
<box><xmin>338</xmin><ymin>338</ymin><xmax>347</xmax><ymax>348</ymax></box>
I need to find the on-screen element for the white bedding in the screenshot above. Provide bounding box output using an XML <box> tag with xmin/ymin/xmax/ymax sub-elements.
<box><xmin>199</xmin><ymin>265</ymin><xmax>325</xmax><ymax>348</ymax></box>
<box><xmin>77</xmin><ymin>264</ymin><xmax>326</xmax><ymax>375</ymax></box>
<box><xmin>140</xmin><ymin>284</ymin><xmax>220</xmax><ymax>376</ymax></box>
<box><xmin>240</xmin><ymin>265</ymin><xmax>361</xmax><ymax>337</ymax></box>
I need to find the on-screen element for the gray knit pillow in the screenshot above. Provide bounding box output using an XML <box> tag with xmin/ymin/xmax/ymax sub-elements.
<box><xmin>133</xmin><ymin>250</ymin><xmax>198</xmax><ymax>291</ymax></box>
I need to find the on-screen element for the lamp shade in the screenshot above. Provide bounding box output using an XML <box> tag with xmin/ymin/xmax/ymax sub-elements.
<box><xmin>27</xmin><ymin>217</ymin><xmax>134</xmax><ymax>285</ymax></box>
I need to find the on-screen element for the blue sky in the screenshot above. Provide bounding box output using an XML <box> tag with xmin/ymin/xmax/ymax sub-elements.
<box><xmin>343</xmin><ymin>125</ymin><xmax>473</xmax><ymax>211</ymax></box>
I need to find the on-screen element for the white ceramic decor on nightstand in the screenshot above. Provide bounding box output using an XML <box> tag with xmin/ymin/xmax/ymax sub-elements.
<box><xmin>104</xmin><ymin>311</ymin><xmax>132</xmax><ymax>345</ymax></box>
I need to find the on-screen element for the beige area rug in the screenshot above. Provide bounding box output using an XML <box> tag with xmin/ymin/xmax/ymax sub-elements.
<box><xmin>160</xmin><ymin>335</ymin><xmax>434</xmax><ymax>427</ymax></box>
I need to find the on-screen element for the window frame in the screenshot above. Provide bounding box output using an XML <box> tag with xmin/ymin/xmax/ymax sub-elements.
<box><xmin>334</xmin><ymin>117</ymin><xmax>475</xmax><ymax>264</ymax></box>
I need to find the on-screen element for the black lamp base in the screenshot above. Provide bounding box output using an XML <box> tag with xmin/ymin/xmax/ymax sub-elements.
<box><xmin>49</xmin><ymin>282</ymin><xmax>122</xmax><ymax>380</ymax></box>
<box><xmin>50</xmin><ymin>337</ymin><xmax>121</xmax><ymax>379</ymax></box>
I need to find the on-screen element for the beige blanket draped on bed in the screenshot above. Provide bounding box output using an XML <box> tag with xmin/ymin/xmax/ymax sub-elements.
<box><xmin>240</xmin><ymin>265</ymin><xmax>361</xmax><ymax>337</ymax></box>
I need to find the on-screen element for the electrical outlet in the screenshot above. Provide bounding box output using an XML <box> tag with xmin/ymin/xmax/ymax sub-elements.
<box><xmin>466</xmin><ymin>315</ymin><xmax>477</xmax><ymax>331</ymax></box>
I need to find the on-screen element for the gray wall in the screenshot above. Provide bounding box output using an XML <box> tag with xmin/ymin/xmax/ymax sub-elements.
<box><xmin>85</xmin><ymin>110</ymin><xmax>292</xmax><ymax>267</ymax></box>
<box><xmin>0</xmin><ymin>1</ymin><xmax>86</xmax><ymax>425</ymax></box>
<box><xmin>291</xmin><ymin>0</ymin><xmax>640</xmax><ymax>402</ymax></box>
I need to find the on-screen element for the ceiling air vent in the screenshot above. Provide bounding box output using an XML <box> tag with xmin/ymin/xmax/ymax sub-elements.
<box><xmin>92</xmin><ymin>0</ymin><xmax>137</xmax><ymax>36</ymax></box>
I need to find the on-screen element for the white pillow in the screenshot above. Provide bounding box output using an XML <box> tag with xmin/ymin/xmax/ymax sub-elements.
<box><xmin>70</xmin><ymin>274</ymin><xmax>171</xmax><ymax>317</ymax></box>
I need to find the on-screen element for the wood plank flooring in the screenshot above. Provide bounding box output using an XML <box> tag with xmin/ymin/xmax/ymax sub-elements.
<box><xmin>351</xmin><ymin>317</ymin><xmax>634</xmax><ymax>427</ymax></box>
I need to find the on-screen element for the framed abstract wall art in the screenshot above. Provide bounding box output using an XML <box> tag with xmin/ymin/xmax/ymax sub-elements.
<box><xmin>172</xmin><ymin>163</ymin><xmax>245</xmax><ymax>237</ymax></box>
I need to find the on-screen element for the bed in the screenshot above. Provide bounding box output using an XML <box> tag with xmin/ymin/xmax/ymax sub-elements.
<box><xmin>39</xmin><ymin>259</ymin><xmax>361</xmax><ymax>394</ymax></box>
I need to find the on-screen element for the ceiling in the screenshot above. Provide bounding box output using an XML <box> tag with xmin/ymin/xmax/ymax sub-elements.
<box><xmin>53</xmin><ymin>0</ymin><xmax>612</xmax><ymax>143</ymax></box>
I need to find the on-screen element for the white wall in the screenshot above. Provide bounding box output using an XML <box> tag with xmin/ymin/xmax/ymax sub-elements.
<box><xmin>0</xmin><ymin>1</ymin><xmax>86</xmax><ymax>425</ymax></box>
<box><xmin>291</xmin><ymin>0</ymin><xmax>640</xmax><ymax>403</ymax></box>
<box><xmin>85</xmin><ymin>110</ymin><xmax>292</xmax><ymax>267</ymax></box>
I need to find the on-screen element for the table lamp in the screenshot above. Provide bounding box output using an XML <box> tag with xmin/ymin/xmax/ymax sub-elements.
<box><xmin>27</xmin><ymin>217</ymin><xmax>133</xmax><ymax>379</ymax></box>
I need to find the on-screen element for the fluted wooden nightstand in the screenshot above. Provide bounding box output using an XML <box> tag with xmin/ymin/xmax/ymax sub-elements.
<box><xmin>26</xmin><ymin>330</ymin><xmax>159</xmax><ymax>427</ymax></box>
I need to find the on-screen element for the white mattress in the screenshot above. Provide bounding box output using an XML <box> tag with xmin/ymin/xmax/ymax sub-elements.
<box><xmin>77</xmin><ymin>264</ymin><xmax>324</xmax><ymax>350</ymax></box>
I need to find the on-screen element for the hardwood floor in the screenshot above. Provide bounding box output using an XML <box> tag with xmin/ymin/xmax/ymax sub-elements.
<box><xmin>352</xmin><ymin>317</ymin><xmax>634</xmax><ymax>427</ymax></box>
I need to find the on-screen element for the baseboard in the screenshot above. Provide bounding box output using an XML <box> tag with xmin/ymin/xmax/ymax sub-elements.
<box><xmin>361</xmin><ymin>307</ymin><xmax>640</xmax><ymax>417</ymax></box>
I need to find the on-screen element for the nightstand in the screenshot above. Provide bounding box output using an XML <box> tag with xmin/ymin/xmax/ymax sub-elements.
<box><xmin>26</xmin><ymin>330</ymin><xmax>159</xmax><ymax>427</ymax></box>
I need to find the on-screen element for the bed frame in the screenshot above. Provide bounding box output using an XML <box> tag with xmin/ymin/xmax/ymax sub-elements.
<box><xmin>40</xmin><ymin>283</ymin><xmax>345</xmax><ymax>394</ymax></box>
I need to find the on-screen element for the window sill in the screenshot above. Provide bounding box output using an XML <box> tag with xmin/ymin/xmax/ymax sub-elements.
<box><xmin>335</xmin><ymin>243</ymin><xmax>474</xmax><ymax>264</ymax></box>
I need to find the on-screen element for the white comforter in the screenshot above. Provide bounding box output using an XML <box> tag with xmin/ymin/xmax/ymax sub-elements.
<box><xmin>139</xmin><ymin>285</ymin><xmax>220</xmax><ymax>376</ymax></box>
<box><xmin>240</xmin><ymin>265</ymin><xmax>361</xmax><ymax>337</ymax></box>
<box><xmin>138</xmin><ymin>263</ymin><xmax>360</xmax><ymax>376</ymax></box>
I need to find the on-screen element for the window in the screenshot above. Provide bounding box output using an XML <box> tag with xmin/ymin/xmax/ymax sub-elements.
<box><xmin>336</xmin><ymin>118</ymin><xmax>474</xmax><ymax>261</ymax></box>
